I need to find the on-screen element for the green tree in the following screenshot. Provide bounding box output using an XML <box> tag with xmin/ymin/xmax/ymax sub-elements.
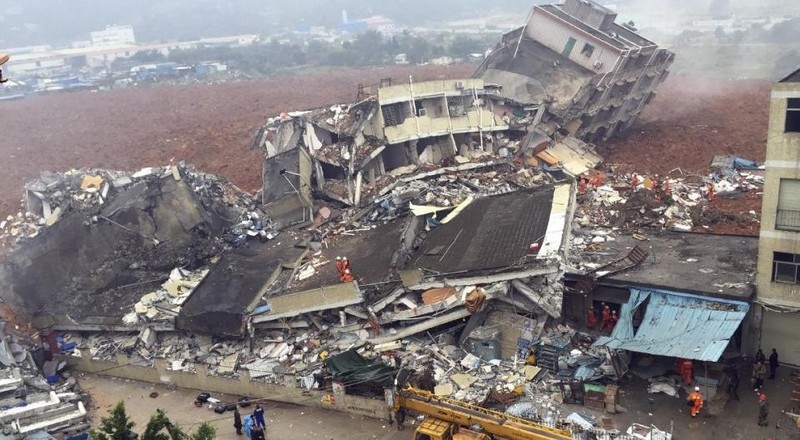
<box><xmin>91</xmin><ymin>402</ymin><xmax>135</xmax><ymax>440</ymax></box>
<box><xmin>352</xmin><ymin>30</ymin><xmax>388</xmax><ymax>65</ymax></box>
<box><xmin>141</xmin><ymin>408</ymin><xmax>186</xmax><ymax>440</ymax></box>
<box><xmin>190</xmin><ymin>423</ymin><xmax>216</xmax><ymax>440</ymax></box>
<box><xmin>448</xmin><ymin>36</ymin><xmax>482</xmax><ymax>58</ymax></box>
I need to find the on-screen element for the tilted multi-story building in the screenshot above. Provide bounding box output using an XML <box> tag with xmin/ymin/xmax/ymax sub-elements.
<box><xmin>476</xmin><ymin>0</ymin><xmax>674</xmax><ymax>142</ymax></box>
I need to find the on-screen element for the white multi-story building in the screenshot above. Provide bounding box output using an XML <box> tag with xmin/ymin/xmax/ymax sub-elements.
<box><xmin>90</xmin><ymin>25</ymin><xmax>136</xmax><ymax>46</ymax></box>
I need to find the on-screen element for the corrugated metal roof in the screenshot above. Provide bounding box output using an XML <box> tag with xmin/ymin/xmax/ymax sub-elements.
<box><xmin>597</xmin><ymin>288</ymin><xmax>749</xmax><ymax>362</ymax></box>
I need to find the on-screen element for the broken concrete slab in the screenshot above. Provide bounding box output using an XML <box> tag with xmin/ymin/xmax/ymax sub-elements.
<box><xmin>253</xmin><ymin>282</ymin><xmax>362</xmax><ymax>324</ymax></box>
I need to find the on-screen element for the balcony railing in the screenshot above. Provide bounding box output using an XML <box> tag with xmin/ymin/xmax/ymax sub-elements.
<box><xmin>776</xmin><ymin>209</ymin><xmax>800</xmax><ymax>231</ymax></box>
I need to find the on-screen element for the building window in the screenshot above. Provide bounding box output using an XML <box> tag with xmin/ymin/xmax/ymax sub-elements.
<box><xmin>773</xmin><ymin>252</ymin><xmax>800</xmax><ymax>284</ymax></box>
<box><xmin>562</xmin><ymin>37</ymin><xmax>576</xmax><ymax>57</ymax></box>
<box><xmin>787</xmin><ymin>98</ymin><xmax>800</xmax><ymax>132</ymax></box>
<box><xmin>777</xmin><ymin>179</ymin><xmax>800</xmax><ymax>231</ymax></box>
<box><xmin>581</xmin><ymin>43</ymin><xmax>595</xmax><ymax>57</ymax></box>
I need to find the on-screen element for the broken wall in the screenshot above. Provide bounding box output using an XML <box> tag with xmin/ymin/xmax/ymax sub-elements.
<box><xmin>58</xmin><ymin>349</ymin><xmax>389</xmax><ymax>420</ymax></box>
<box><xmin>262</xmin><ymin>148</ymin><xmax>313</xmax><ymax>228</ymax></box>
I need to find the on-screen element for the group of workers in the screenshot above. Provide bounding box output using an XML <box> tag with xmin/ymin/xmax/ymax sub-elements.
<box><xmin>578</xmin><ymin>171</ymin><xmax>722</xmax><ymax>206</ymax></box>
<box><xmin>232</xmin><ymin>403</ymin><xmax>267</xmax><ymax>438</ymax></box>
<box><xmin>587</xmin><ymin>304</ymin><xmax>617</xmax><ymax>333</ymax></box>
<box><xmin>335</xmin><ymin>256</ymin><xmax>354</xmax><ymax>282</ymax></box>
<box><xmin>683</xmin><ymin>348</ymin><xmax>780</xmax><ymax>426</ymax></box>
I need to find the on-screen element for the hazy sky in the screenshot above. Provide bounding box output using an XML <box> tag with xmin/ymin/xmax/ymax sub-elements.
<box><xmin>1</xmin><ymin>0</ymin><xmax>797</xmax><ymax>48</ymax></box>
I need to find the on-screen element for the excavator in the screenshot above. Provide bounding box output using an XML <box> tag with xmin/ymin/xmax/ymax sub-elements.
<box><xmin>391</xmin><ymin>387</ymin><xmax>575</xmax><ymax>440</ymax></box>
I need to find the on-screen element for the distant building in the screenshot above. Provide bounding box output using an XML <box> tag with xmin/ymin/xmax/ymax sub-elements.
<box><xmin>90</xmin><ymin>25</ymin><xmax>136</xmax><ymax>46</ymax></box>
<box><xmin>755</xmin><ymin>67</ymin><xmax>800</xmax><ymax>365</ymax></box>
<box><xmin>364</xmin><ymin>15</ymin><xmax>397</xmax><ymax>34</ymax></box>
<box><xmin>476</xmin><ymin>0</ymin><xmax>674</xmax><ymax>142</ymax></box>
<box><xmin>394</xmin><ymin>53</ymin><xmax>409</xmax><ymax>65</ymax></box>
<box><xmin>429</xmin><ymin>56</ymin><xmax>455</xmax><ymax>66</ymax></box>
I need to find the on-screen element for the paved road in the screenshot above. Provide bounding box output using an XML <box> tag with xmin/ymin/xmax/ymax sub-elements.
<box><xmin>78</xmin><ymin>374</ymin><xmax>407</xmax><ymax>440</ymax></box>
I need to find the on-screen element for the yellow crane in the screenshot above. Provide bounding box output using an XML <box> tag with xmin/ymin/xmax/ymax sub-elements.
<box><xmin>391</xmin><ymin>387</ymin><xmax>574</xmax><ymax>440</ymax></box>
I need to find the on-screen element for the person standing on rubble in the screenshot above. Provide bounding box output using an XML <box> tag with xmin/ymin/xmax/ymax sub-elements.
<box><xmin>587</xmin><ymin>308</ymin><xmax>596</xmax><ymax>330</ymax></box>
<box><xmin>335</xmin><ymin>256</ymin><xmax>344</xmax><ymax>278</ymax></box>
<box><xmin>341</xmin><ymin>268</ymin><xmax>354</xmax><ymax>282</ymax></box>
<box><xmin>342</xmin><ymin>256</ymin><xmax>352</xmax><ymax>272</ymax></box>
<box><xmin>758</xmin><ymin>391</ymin><xmax>769</xmax><ymax>426</ymax></box>
<box><xmin>233</xmin><ymin>408</ymin><xmax>243</xmax><ymax>435</ymax></box>
<box><xmin>687</xmin><ymin>386</ymin><xmax>703</xmax><ymax>418</ymax></box>
<box><xmin>769</xmin><ymin>348</ymin><xmax>779</xmax><ymax>379</ymax></box>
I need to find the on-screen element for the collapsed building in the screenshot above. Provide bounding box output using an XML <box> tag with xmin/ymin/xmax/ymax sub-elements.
<box><xmin>254</xmin><ymin>0</ymin><xmax>672</xmax><ymax>228</ymax></box>
<box><xmin>7</xmin><ymin>1</ymin><xmax>770</xmax><ymax>438</ymax></box>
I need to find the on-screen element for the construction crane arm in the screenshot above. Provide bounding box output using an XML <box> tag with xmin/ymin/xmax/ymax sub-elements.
<box><xmin>392</xmin><ymin>387</ymin><xmax>574</xmax><ymax>440</ymax></box>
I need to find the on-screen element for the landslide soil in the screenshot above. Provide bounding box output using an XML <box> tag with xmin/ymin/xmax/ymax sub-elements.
<box><xmin>599</xmin><ymin>74</ymin><xmax>770</xmax><ymax>235</ymax></box>
<box><xmin>0</xmin><ymin>70</ymin><xmax>769</xmax><ymax>235</ymax></box>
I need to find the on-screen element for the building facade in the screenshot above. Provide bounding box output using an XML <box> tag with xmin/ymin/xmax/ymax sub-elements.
<box><xmin>90</xmin><ymin>25</ymin><xmax>136</xmax><ymax>46</ymax></box>
<box><xmin>756</xmin><ymin>68</ymin><xmax>800</xmax><ymax>365</ymax></box>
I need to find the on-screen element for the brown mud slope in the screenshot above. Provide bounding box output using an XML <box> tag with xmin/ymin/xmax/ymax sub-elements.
<box><xmin>0</xmin><ymin>65</ymin><xmax>473</xmax><ymax>219</ymax></box>
<box><xmin>600</xmin><ymin>75</ymin><xmax>771</xmax><ymax>236</ymax></box>
<box><xmin>600</xmin><ymin>75</ymin><xmax>770</xmax><ymax>173</ymax></box>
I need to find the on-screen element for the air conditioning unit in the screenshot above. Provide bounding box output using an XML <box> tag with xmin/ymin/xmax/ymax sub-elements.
<box><xmin>418</xmin><ymin>108</ymin><xmax>427</xmax><ymax>116</ymax></box>
<box><xmin>593</xmin><ymin>60</ymin><xmax>604</xmax><ymax>69</ymax></box>
<box><xmin>455</xmin><ymin>81</ymin><xmax>464</xmax><ymax>89</ymax></box>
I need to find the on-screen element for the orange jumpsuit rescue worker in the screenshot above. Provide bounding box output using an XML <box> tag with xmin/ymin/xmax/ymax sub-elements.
<box><xmin>687</xmin><ymin>386</ymin><xmax>703</xmax><ymax>418</ymax></box>
<box><xmin>587</xmin><ymin>308</ymin><xmax>596</xmax><ymax>330</ymax></box>
<box><xmin>682</xmin><ymin>359</ymin><xmax>694</xmax><ymax>386</ymax></box>
<box><xmin>335</xmin><ymin>256</ymin><xmax>344</xmax><ymax>277</ymax></box>
<box><xmin>609</xmin><ymin>310</ymin><xmax>618</xmax><ymax>332</ymax></box>
<box><xmin>600</xmin><ymin>305</ymin><xmax>611</xmax><ymax>332</ymax></box>
<box><xmin>342</xmin><ymin>256</ymin><xmax>352</xmax><ymax>273</ymax></box>
<box><xmin>341</xmin><ymin>268</ymin><xmax>353</xmax><ymax>283</ymax></box>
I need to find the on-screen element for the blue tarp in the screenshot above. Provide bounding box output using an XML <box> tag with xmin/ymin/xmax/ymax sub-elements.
<box><xmin>594</xmin><ymin>288</ymin><xmax>749</xmax><ymax>362</ymax></box>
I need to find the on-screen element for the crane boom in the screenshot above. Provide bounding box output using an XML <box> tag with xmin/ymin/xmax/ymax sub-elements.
<box><xmin>393</xmin><ymin>387</ymin><xmax>574</xmax><ymax>440</ymax></box>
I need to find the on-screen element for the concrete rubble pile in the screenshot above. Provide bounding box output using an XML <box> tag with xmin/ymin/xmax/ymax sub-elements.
<box><xmin>0</xmin><ymin>163</ymin><xmax>260</xmax><ymax>249</ymax></box>
<box><xmin>0</xmin><ymin>322</ymin><xmax>87</xmax><ymax>438</ymax></box>
<box><xmin>572</xmin><ymin>163</ymin><xmax>762</xmax><ymax>254</ymax></box>
<box><xmin>124</xmin><ymin>267</ymin><xmax>211</xmax><ymax>326</ymax></box>
<box><xmin>0</xmin><ymin>162</ymin><xmax>268</xmax><ymax>330</ymax></box>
